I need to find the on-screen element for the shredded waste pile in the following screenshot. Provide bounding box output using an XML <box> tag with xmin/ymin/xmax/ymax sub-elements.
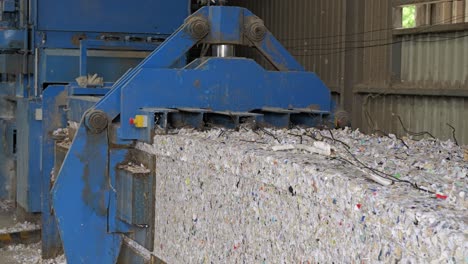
<box><xmin>137</xmin><ymin>127</ymin><xmax>467</xmax><ymax>263</ymax></box>
<box><xmin>0</xmin><ymin>200</ymin><xmax>14</xmax><ymax>212</ymax></box>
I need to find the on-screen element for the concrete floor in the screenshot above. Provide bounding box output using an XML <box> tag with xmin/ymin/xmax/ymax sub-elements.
<box><xmin>0</xmin><ymin>201</ymin><xmax>40</xmax><ymax>244</ymax></box>
<box><xmin>0</xmin><ymin>242</ymin><xmax>42</xmax><ymax>264</ymax></box>
<box><xmin>0</xmin><ymin>201</ymin><xmax>46</xmax><ymax>264</ymax></box>
<box><xmin>0</xmin><ymin>242</ymin><xmax>66</xmax><ymax>264</ymax></box>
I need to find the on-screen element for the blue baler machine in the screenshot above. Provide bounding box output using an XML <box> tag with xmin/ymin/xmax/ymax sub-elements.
<box><xmin>0</xmin><ymin>1</ymin><xmax>340</xmax><ymax>263</ymax></box>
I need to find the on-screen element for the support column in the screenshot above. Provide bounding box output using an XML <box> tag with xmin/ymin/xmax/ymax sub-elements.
<box><xmin>432</xmin><ymin>1</ymin><xmax>453</xmax><ymax>24</ymax></box>
<box><xmin>452</xmin><ymin>0</ymin><xmax>465</xmax><ymax>23</ymax></box>
<box><xmin>416</xmin><ymin>5</ymin><xmax>431</xmax><ymax>26</ymax></box>
<box><xmin>345</xmin><ymin>0</ymin><xmax>365</xmax><ymax>124</ymax></box>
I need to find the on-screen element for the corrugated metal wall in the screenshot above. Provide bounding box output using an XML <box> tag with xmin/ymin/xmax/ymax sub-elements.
<box><xmin>358</xmin><ymin>29</ymin><xmax>468</xmax><ymax>144</ymax></box>
<box><xmin>361</xmin><ymin>0</ymin><xmax>392</xmax><ymax>86</ymax></box>
<box><xmin>400</xmin><ymin>32</ymin><xmax>468</xmax><ymax>86</ymax></box>
<box><xmin>354</xmin><ymin>0</ymin><xmax>468</xmax><ymax>144</ymax></box>
<box><xmin>360</xmin><ymin>95</ymin><xmax>468</xmax><ymax>144</ymax></box>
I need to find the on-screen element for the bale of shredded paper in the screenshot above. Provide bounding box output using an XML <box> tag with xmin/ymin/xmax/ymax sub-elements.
<box><xmin>136</xmin><ymin>128</ymin><xmax>467</xmax><ymax>263</ymax></box>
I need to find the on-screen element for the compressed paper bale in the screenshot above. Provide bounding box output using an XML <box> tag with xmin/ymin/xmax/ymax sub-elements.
<box><xmin>136</xmin><ymin>128</ymin><xmax>467</xmax><ymax>263</ymax></box>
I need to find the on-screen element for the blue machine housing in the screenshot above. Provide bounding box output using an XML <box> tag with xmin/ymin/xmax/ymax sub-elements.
<box><xmin>49</xmin><ymin>6</ymin><xmax>333</xmax><ymax>263</ymax></box>
<box><xmin>37</xmin><ymin>0</ymin><xmax>188</xmax><ymax>34</ymax></box>
<box><xmin>3</xmin><ymin>1</ymin><xmax>336</xmax><ymax>263</ymax></box>
<box><xmin>0</xmin><ymin>0</ymin><xmax>189</xmax><ymax>259</ymax></box>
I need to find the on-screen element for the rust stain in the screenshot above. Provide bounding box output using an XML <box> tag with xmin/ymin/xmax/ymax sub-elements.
<box><xmin>71</xmin><ymin>34</ymin><xmax>87</xmax><ymax>47</ymax></box>
<box><xmin>193</xmin><ymin>79</ymin><xmax>201</xmax><ymax>88</ymax></box>
<box><xmin>79</xmin><ymin>133</ymin><xmax>109</xmax><ymax>216</ymax></box>
<box><xmin>307</xmin><ymin>104</ymin><xmax>320</xmax><ymax>110</ymax></box>
<box><xmin>80</xmin><ymin>167</ymin><xmax>107</xmax><ymax>216</ymax></box>
<box><xmin>118</xmin><ymin>149</ymin><xmax>156</xmax><ymax>174</ymax></box>
<box><xmin>51</xmin><ymin>91</ymin><xmax>67</xmax><ymax>128</ymax></box>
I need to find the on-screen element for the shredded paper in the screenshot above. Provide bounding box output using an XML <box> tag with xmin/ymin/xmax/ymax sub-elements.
<box><xmin>137</xmin><ymin>127</ymin><xmax>467</xmax><ymax>263</ymax></box>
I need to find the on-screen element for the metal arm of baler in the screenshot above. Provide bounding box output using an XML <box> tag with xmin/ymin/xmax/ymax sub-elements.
<box><xmin>51</xmin><ymin>12</ymin><xmax>202</xmax><ymax>263</ymax></box>
<box><xmin>52</xmin><ymin>6</ymin><xmax>331</xmax><ymax>264</ymax></box>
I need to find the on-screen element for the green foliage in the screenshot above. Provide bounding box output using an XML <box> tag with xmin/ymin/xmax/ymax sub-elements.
<box><xmin>402</xmin><ymin>6</ymin><xmax>416</xmax><ymax>28</ymax></box>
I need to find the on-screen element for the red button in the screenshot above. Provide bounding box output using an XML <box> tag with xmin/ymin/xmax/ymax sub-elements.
<box><xmin>129</xmin><ymin>118</ymin><xmax>135</xmax><ymax>125</ymax></box>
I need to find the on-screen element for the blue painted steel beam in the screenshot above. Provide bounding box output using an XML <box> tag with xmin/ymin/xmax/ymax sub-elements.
<box><xmin>16</xmin><ymin>98</ymin><xmax>42</xmax><ymax>213</ymax></box>
<box><xmin>47</xmin><ymin>8</ymin><xmax>199</xmax><ymax>262</ymax></box>
<box><xmin>53</xmin><ymin>125</ymin><xmax>120</xmax><ymax>263</ymax></box>
<box><xmin>255</xmin><ymin>31</ymin><xmax>305</xmax><ymax>71</ymax></box>
<box><xmin>67</xmin><ymin>87</ymin><xmax>111</xmax><ymax>96</ymax></box>
<box><xmin>51</xmin><ymin>17</ymin><xmax>199</xmax><ymax>261</ymax></box>
<box><xmin>41</xmin><ymin>86</ymin><xmax>68</xmax><ymax>258</ymax></box>
<box><xmin>207</xmin><ymin>6</ymin><xmax>242</xmax><ymax>44</ymax></box>
<box><xmin>36</xmin><ymin>0</ymin><xmax>189</xmax><ymax>34</ymax></box>
<box><xmin>119</xmin><ymin>58</ymin><xmax>331</xmax><ymax>139</ymax></box>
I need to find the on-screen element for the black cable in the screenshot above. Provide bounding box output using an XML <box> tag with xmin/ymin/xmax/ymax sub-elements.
<box><xmin>326</xmin><ymin>129</ymin><xmax>350</xmax><ymax>149</ymax></box>
<box><xmin>395</xmin><ymin>115</ymin><xmax>436</xmax><ymax>139</ymax></box>
<box><xmin>311</xmin><ymin>129</ymin><xmax>435</xmax><ymax>194</ymax></box>
<box><xmin>277</xmin><ymin>9</ymin><xmax>451</xmax><ymax>42</ymax></box>
<box><xmin>285</xmin><ymin>20</ymin><xmax>468</xmax><ymax>50</ymax></box>
<box><xmin>285</xmin><ymin>36</ymin><xmax>396</xmax><ymax>49</ymax></box>
<box><xmin>259</xmin><ymin>127</ymin><xmax>280</xmax><ymax>143</ymax></box>
<box><xmin>218</xmin><ymin>128</ymin><xmax>228</xmax><ymax>138</ymax></box>
<box><xmin>286</xmin><ymin>32</ymin><xmax>468</xmax><ymax>51</ymax></box>
<box><xmin>288</xmin><ymin>132</ymin><xmax>304</xmax><ymax>144</ymax></box>
<box><xmin>446</xmin><ymin>123</ymin><xmax>459</xmax><ymax>146</ymax></box>
<box><xmin>279</xmin><ymin>27</ymin><xmax>395</xmax><ymax>42</ymax></box>
<box><xmin>364</xmin><ymin>109</ymin><xmax>410</xmax><ymax>149</ymax></box>
<box><xmin>310</xmin><ymin>130</ymin><xmax>394</xmax><ymax>182</ymax></box>
<box><xmin>290</xmin><ymin>33</ymin><xmax>468</xmax><ymax>57</ymax></box>
<box><xmin>342</xmin><ymin>141</ymin><xmax>434</xmax><ymax>194</ymax></box>
<box><xmin>282</xmin><ymin>14</ymin><xmax>467</xmax><ymax>50</ymax></box>
<box><xmin>284</xmin><ymin>15</ymin><xmax>468</xmax><ymax>56</ymax></box>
